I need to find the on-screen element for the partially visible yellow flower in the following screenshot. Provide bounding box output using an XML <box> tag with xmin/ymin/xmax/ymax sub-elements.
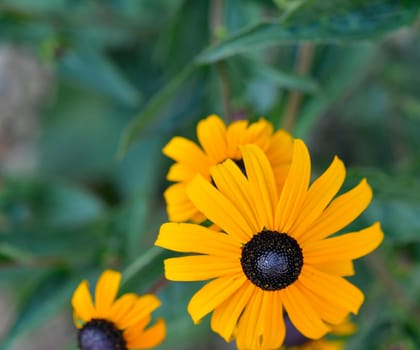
<box><xmin>72</xmin><ymin>270</ymin><xmax>165</xmax><ymax>350</ymax></box>
<box><xmin>156</xmin><ymin>140</ymin><xmax>383</xmax><ymax>350</ymax></box>
<box><xmin>163</xmin><ymin>114</ymin><xmax>293</xmax><ymax>223</ymax></box>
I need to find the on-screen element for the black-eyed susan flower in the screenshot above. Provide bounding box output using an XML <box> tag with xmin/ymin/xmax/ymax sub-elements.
<box><xmin>163</xmin><ymin>114</ymin><xmax>292</xmax><ymax>223</ymax></box>
<box><xmin>155</xmin><ymin>140</ymin><xmax>383</xmax><ymax>350</ymax></box>
<box><xmin>72</xmin><ymin>270</ymin><xmax>165</xmax><ymax>350</ymax></box>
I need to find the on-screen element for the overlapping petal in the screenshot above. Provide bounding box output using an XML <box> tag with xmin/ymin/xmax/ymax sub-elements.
<box><xmin>163</xmin><ymin>114</ymin><xmax>293</xmax><ymax>223</ymax></box>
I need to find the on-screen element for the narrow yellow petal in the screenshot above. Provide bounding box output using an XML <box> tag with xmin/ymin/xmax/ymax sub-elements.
<box><xmin>123</xmin><ymin>294</ymin><xmax>161</xmax><ymax>328</ymax></box>
<box><xmin>109</xmin><ymin>293</ymin><xmax>138</xmax><ymax>329</ymax></box>
<box><xmin>291</xmin><ymin>156</ymin><xmax>345</xmax><ymax>239</ymax></box>
<box><xmin>166</xmin><ymin>163</ymin><xmax>197</xmax><ymax>182</ymax></box>
<box><xmin>187</xmin><ymin>274</ymin><xmax>247</xmax><ymax>324</ymax></box>
<box><xmin>164</xmin><ymin>255</ymin><xmax>241</xmax><ymax>281</ymax></box>
<box><xmin>211</xmin><ymin>282</ymin><xmax>256</xmax><ymax>342</ymax></box>
<box><xmin>303</xmin><ymin>222</ymin><xmax>384</xmax><ymax>264</ymax></box>
<box><xmin>164</xmin><ymin>183</ymin><xmax>204</xmax><ymax>223</ymax></box>
<box><xmin>260</xmin><ymin>290</ymin><xmax>285</xmax><ymax>349</ymax></box>
<box><xmin>155</xmin><ymin>222</ymin><xmax>240</xmax><ymax>256</ymax></box>
<box><xmin>266</xmin><ymin>129</ymin><xmax>293</xmax><ymax>165</ymax></box>
<box><xmin>162</xmin><ymin>136</ymin><xmax>211</xmax><ymax>174</ymax></box>
<box><xmin>210</xmin><ymin>159</ymin><xmax>260</xmax><ymax>233</ymax></box>
<box><xmin>240</xmin><ymin>144</ymin><xmax>278</xmax><ymax>229</ymax></box>
<box><xmin>186</xmin><ymin>174</ymin><xmax>254</xmax><ymax>242</ymax></box>
<box><xmin>275</xmin><ymin>139</ymin><xmax>311</xmax><ymax>234</ymax></box>
<box><xmin>197</xmin><ymin>115</ymin><xmax>228</xmax><ymax>163</ymax></box>
<box><xmin>245</xmin><ymin>118</ymin><xmax>273</xmax><ymax>151</ymax></box>
<box><xmin>125</xmin><ymin>318</ymin><xmax>166</xmax><ymax>349</ymax></box>
<box><xmin>236</xmin><ymin>288</ymin><xmax>265</xmax><ymax>350</ymax></box>
<box><xmin>313</xmin><ymin>260</ymin><xmax>355</xmax><ymax>276</ymax></box>
<box><xmin>71</xmin><ymin>280</ymin><xmax>94</xmax><ymax>324</ymax></box>
<box><xmin>226</xmin><ymin>119</ymin><xmax>249</xmax><ymax>158</ymax></box>
<box><xmin>266</xmin><ymin>129</ymin><xmax>293</xmax><ymax>191</ymax></box>
<box><xmin>300</xmin><ymin>179</ymin><xmax>372</xmax><ymax>243</ymax></box>
<box><xmin>299</xmin><ymin>265</ymin><xmax>365</xmax><ymax>314</ymax></box>
<box><xmin>296</xmin><ymin>281</ymin><xmax>349</xmax><ymax>324</ymax></box>
<box><xmin>281</xmin><ymin>283</ymin><xmax>330</xmax><ymax>339</ymax></box>
<box><xmin>94</xmin><ymin>270</ymin><xmax>121</xmax><ymax>318</ymax></box>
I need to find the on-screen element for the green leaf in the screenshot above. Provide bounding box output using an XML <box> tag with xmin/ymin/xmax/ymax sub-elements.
<box><xmin>59</xmin><ymin>47</ymin><xmax>141</xmax><ymax>106</ymax></box>
<box><xmin>294</xmin><ymin>44</ymin><xmax>376</xmax><ymax>137</ymax></box>
<box><xmin>254</xmin><ymin>63</ymin><xmax>319</xmax><ymax>93</ymax></box>
<box><xmin>41</xmin><ymin>182</ymin><xmax>105</xmax><ymax>228</ymax></box>
<box><xmin>197</xmin><ymin>0</ymin><xmax>420</xmax><ymax>63</ymax></box>
<box><xmin>117</xmin><ymin>64</ymin><xmax>197</xmax><ymax>158</ymax></box>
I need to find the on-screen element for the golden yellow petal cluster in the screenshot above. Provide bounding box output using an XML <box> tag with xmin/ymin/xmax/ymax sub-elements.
<box><xmin>72</xmin><ymin>270</ymin><xmax>165</xmax><ymax>349</ymax></box>
<box><xmin>163</xmin><ymin>114</ymin><xmax>293</xmax><ymax>223</ymax></box>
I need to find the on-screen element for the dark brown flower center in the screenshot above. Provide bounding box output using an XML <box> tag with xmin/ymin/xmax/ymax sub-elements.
<box><xmin>78</xmin><ymin>319</ymin><xmax>127</xmax><ymax>350</ymax></box>
<box><xmin>240</xmin><ymin>230</ymin><xmax>303</xmax><ymax>291</ymax></box>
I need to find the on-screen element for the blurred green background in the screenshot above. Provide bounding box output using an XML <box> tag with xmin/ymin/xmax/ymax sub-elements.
<box><xmin>0</xmin><ymin>1</ymin><xmax>419</xmax><ymax>349</ymax></box>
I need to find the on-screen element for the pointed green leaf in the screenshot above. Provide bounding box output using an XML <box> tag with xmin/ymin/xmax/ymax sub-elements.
<box><xmin>118</xmin><ymin>64</ymin><xmax>197</xmax><ymax>158</ymax></box>
<box><xmin>197</xmin><ymin>0</ymin><xmax>420</xmax><ymax>63</ymax></box>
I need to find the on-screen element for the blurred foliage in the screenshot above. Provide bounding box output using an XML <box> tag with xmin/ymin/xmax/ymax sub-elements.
<box><xmin>0</xmin><ymin>0</ymin><xmax>419</xmax><ymax>349</ymax></box>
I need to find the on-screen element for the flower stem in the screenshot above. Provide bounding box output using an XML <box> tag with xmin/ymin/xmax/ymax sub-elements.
<box><xmin>210</xmin><ymin>0</ymin><xmax>232</xmax><ymax>121</ymax></box>
<box><xmin>282</xmin><ymin>44</ymin><xmax>314</xmax><ymax>132</ymax></box>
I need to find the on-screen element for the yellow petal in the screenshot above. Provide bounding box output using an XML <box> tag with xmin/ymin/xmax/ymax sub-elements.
<box><xmin>300</xmin><ymin>179</ymin><xmax>372</xmax><ymax>243</ymax></box>
<box><xmin>236</xmin><ymin>288</ymin><xmax>265</xmax><ymax>350</ymax></box>
<box><xmin>260</xmin><ymin>290</ymin><xmax>285</xmax><ymax>349</ymax></box>
<box><xmin>211</xmin><ymin>282</ymin><xmax>256</xmax><ymax>342</ymax></box>
<box><xmin>197</xmin><ymin>115</ymin><xmax>228</xmax><ymax>163</ymax></box>
<box><xmin>281</xmin><ymin>283</ymin><xmax>330</xmax><ymax>339</ymax></box>
<box><xmin>291</xmin><ymin>156</ymin><xmax>345</xmax><ymax>239</ymax></box>
<box><xmin>296</xmin><ymin>280</ymin><xmax>349</xmax><ymax>324</ymax></box>
<box><xmin>166</xmin><ymin>163</ymin><xmax>197</xmax><ymax>182</ymax></box>
<box><xmin>125</xmin><ymin>318</ymin><xmax>166</xmax><ymax>349</ymax></box>
<box><xmin>186</xmin><ymin>174</ymin><xmax>254</xmax><ymax>242</ymax></box>
<box><xmin>164</xmin><ymin>183</ymin><xmax>204</xmax><ymax>223</ymax></box>
<box><xmin>109</xmin><ymin>293</ymin><xmax>138</xmax><ymax>329</ymax></box>
<box><xmin>275</xmin><ymin>139</ymin><xmax>311</xmax><ymax>234</ymax></box>
<box><xmin>71</xmin><ymin>280</ymin><xmax>94</xmax><ymax>325</ymax></box>
<box><xmin>226</xmin><ymin>119</ymin><xmax>249</xmax><ymax>158</ymax></box>
<box><xmin>240</xmin><ymin>144</ymin><xmax>278</xmax><ymax>229</ymax></box>
<box><xmin>155</xmin><ymin>222</ymin><xmax>240</xmax><ymax>257</ymax></box>
<box><xmin>267</xmin><ymin>129</ymin><xmax>293</xmax><ymax>191</ymax></box>
<box><xmin>122</xmin><ymin>294</ymin><xmax>161</xmax><ymax>328</ymax></box>
<box><xmin>303</xmin><ymin>222</ymin><xmax>384</xmax><ymax>264</ymax></box>
<box><xmin>245</xmin><ymin>118</ymin><xmax>273</xmax><ymax>151</ymax></box>
<box><xmin>299</xmin><ymin>265</ymin><xmax>364</xmax><ymax>314</ymax></box>
<box><xmin>266</xmin><ymin>129</ymin><xmax>293</xmax><ymax>166</ymax></box>
<box><xmin>187</xmin><ymin>274</ymin><xmax>247</xmax><ymax>324</ymax></box>
<box><xmin>94</xmin><ymin>270</ymin><xmax>121</xmax><ymax>318</ymax></box>
<box><xmin>313</xmin><ymin>260</ymin><xmax>355</xmax><ymax>276</ymax></box>
<box><xmin>162</xmin><ymin>136</ymin><xmax>211</xmax><ymax>173</ymax></box>
<box><xmin>210</xmin><ymin>159</ymin><xmax>260</xmax><ymax>233</ymax></box>
<box><xmin>164</xmin><ymin>255</ymin><xmax>241</xmax><ymax>281</ymax></box>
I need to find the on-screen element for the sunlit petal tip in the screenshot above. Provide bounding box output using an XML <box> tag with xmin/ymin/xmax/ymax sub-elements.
<box><xmin>359</xmin><ymin>178</ymin><xmax>373</xmax><ymax>201</ymax></box>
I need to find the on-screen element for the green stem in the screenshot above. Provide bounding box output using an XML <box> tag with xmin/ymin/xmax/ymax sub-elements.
<box><xmin>121</xmin><ymin>247</ymin><xmax>164</xmax><ymax>286</ymax></box>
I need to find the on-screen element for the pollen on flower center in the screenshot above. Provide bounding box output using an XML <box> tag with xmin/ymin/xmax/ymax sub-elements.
<box><xmin>78</xmin><ymin>319</ymin><xmax>127</xmax><ymax>350</ymax></box>
<box><xmin>240</xmin><ymin>230</ymin><xmax>303</xmax><ymax>291</ymax></box>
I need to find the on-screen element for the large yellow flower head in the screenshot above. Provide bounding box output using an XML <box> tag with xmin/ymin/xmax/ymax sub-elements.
<box><xmin>155</xmin><ymin>140</ymin><xmax>383</xmax><ymax>350</ymax></box>
<box><xmin>163</xmin><ymin>114</ymin><xmax>293</xmax><ymax>223</ymax></box>
<box><xmin>72</xmin><ymin>270</ymin><xmax>165</xmax><ymax>350</ymax></box>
